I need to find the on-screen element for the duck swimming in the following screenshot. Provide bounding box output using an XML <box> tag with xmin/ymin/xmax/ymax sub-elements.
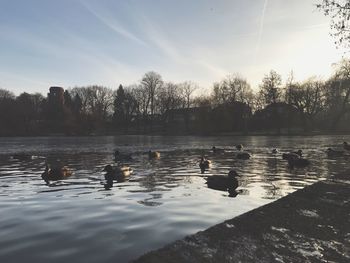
<box><xmin>236</xmin><ymin>152</ymin><xmax>251</xmax><ymax>160</ymax></box>
<box><xmin>272</xmin><ymin>149</ymin><xmax>278</xmax><ymax>154</ymax></box>
<box><xmin>206</xmin><ymin>170</ymin><xmax>239</xmax><ymax>192</ymax></box>
<box><xmin>326</xmin><ymin>148</ymin><xmax>345</xmax><ymax>158</ymax></box>
<box><xmin>103</xmin><ymin>164</ymin><xmax>132</xmax><ymax>189</ymax></box>
<box><xmin>236</xmin><ymin>144</ymin><xmax>243</xmax><ymax>151</ymax></box>
<box><xmin>41</xmin><ymin>163</ymin><xmax>72</xmax><ymax>183</ymax></box>
<box><xmin>343</xmin><ymin>142</ymin><xmax>350</xmax><ymax>151</ymax></box>
<box><xmin>212</xmin><ymin>146</ymin><xmax>225</xmax><ymax>154</ymax></box>
<box><xmin>103</xmin><ymin>165</ymin><xmax>132</xmax><ymax>181</ymax></box>
<box><xmin>282</xmin><ymin>150</ymin><xmax>302</xmax><ymax>160</ymax></box>
<box><xmin>199</xmin><ymin>156</ymin><xmax>211</xmax><ymax>174</ymax></box>
<box><xmin>287</xmin><ymin>157</ymin><xmax>310</xmax><ymax>168</ymax></box>
<box><xmin>148</xmin><ymin>151</ymin><xmax>160</xmax><ymax>159</ymax></box>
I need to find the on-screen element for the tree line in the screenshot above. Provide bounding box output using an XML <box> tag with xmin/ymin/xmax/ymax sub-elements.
<box><xmin>1</xmin><ymin>59</ymin><xmax>350</xmax><ymax>136</ymax></box>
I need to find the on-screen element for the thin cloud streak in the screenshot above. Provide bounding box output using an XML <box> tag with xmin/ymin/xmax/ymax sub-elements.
<box><xmin>79</xmin><ymin>1</ymin><xmax>147</xmax><ymax>46</ymax></box>
<box><xmin>254</xmin><ymin>0</ymin><xmax>269</xmax><ymax>63</ymax></box>
<box><xmin>138</xmin><ymin>14</ymin><xmax>228</xmax><ymax>79</ymax></box>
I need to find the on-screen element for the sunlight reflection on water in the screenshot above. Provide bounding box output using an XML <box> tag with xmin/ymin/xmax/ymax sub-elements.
<box><xmin>0</xmin><ymin>135</ymin><xmax>349</xmax><ymax>262</ymax></box>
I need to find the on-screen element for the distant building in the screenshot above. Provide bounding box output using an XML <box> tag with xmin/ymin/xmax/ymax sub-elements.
<box><xmin>251</xmin><ymin>102</ymin><xmax>301</xmax><ymax>132</ymax></box>
<box><xmin>166</xmin><ymin>106</ymin><xmax>211</xmax><ymax>133</ymax></box>
<box><xmin>48</xmin><ymin>86</ymin><xmax>65</xmax><ymax>106</ymax></box>
<box><xmin>46</xmin><ymin>86</ymin><xmax>65</xmax><ymax>121</ymax></box>
<box><xmin>211</xmin><ymin>101</ymin><xmax>252</xmax><ymax>132</ymax></box>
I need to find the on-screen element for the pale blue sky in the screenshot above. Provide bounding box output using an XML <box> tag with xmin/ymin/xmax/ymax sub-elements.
<box><xmin>0</xmin><ymin>0</ymin><xmax>344</xmax><ymax>94</ymax></box>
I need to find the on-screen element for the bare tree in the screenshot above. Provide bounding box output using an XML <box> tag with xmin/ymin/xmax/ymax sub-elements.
<box><xmin>212</xmin><ymin>74</ymin><xmax>253</xmax><ymax>105</ymax></box>
<box><xmin>0</xmin><ymin>88</ymin><xmax>15</xmax><ymax>100</ymax></box>
<box><xmin>157</xmin><ymin>82</ymin><xmax>182</xmax><ymax>115</ymax></box>
<box><xmin>317</xmin><ymin>0</ymin><xmax>350</xmax><ymax>49</ymax></box>
<box><xmin>141</xmin><ymin>71</ymin><xmax>163</xmax><ymax>130</ymax></box>
<box><xmin>324</xmin><ymin>58</ymin><xmax>350</xmax><ymax>129</ymax></box>
<box><xmin>287</xmin><ymin>78</ymin><xmax>325</xmax><ymax>130</ymax></box>
<box><xmin>180</xmin><ymin>81</ymin><xmax>197</xmax><ymax>109</ymax></box>
<box><xmin>141</xmin><ymin>71</ymin><xmax>163</xmax><ymax>115</ymax></box>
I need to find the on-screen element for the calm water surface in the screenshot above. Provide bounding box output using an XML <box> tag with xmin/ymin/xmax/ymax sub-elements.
<box><xmin>0</xmin><ymin>135</ymin><xmax>349</xmax><ymax>263</ymax></box>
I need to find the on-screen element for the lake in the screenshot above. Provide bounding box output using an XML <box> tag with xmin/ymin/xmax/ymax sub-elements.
<box><xmin>0</xmin><ymin>135</ymin><xmax>349</xmax><ymax>262</ymax></box>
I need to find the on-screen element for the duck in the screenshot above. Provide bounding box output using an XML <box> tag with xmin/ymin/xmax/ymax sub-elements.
<box><xmin>287</xmin><ymin>157</ymin><xmax>310</xmax><ymax>168</ymax></box>
<box><xmin>114</xmin><ymin>150</ymin><xmax>133</xmax><ymax>161</ymax></box>
<box><xmin>282</xmin><ymin>153</ymin><xmax>299</xmax><ymax>160</ymax></box>
<box><xmin>148</xmin><ymin>151</ymin><xmax>160</xmax><ymax>159</ymax></box>
<box><xmin>343</xmin><ymin>142</ymin><xmax>350</xmax><ymax>151</ymax></box>
<box><xmin>272</xmin><ymin>149</ymin><xmax>278</xmax><ymax>154</ymax></box>
<box><xmin>199</xmin><ymin>156</ymin><xmax>212</xmax><ymax>174</ymax></box>
<box><xmin>293</xmin><ymin>149</ymin><xmax>303</xmax><ymax>157</ymax></box>
<box><xmin>103</xmin><ymin>165</ymin><xmax>132</xmax><ymax>181</ymax></box>
<box><xmin>212</xmin><ymin>146</ymin><xmax>225</xmax><ymax>154</ymax></box>
<box><xmin>41</xmin><ymin>163</ymin><xmax>72</xmax><ymax>183</ymax></box>
<box><xmin>236</xmin><ymin>152</ymin><xmax>251</xmax><ymax>160</ymax></box>
<box><xmin>282</xmin><ymin>150</ymin><xmax>302</xmax><ymax>160</ymax></box>
<box><xmin>103</xmin><ymin>164</ymin><xmax>132</xmax><ymax>189</ymax></box>
<box><xmin>236</xmin><ymin>144</ymin><xmax>243</xmax><ymax>151</ymax></box>
<box><xmin>206</xmin><ymin>170</ymin><xmax>239</xmax><ymax>192</ymax></box>
<box><xmin>326</xmin><ymin>148</ymin><xmax>345</xmax><ymax>158</ymax></box>
<box><xmin>12</xmin><ymin>153</ymin><xmax>33</xmax><ymax>161</ymax></box>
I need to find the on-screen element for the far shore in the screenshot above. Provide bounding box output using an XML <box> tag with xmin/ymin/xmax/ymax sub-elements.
<box><xmin>1</xmin><ymin>130</ymin><xmax>350</xmax><ymax>138</ymax></box>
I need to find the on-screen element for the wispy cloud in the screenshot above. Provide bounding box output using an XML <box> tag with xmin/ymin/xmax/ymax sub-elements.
<box><xmin>137</xmin><ymin>14</ymin><xmax>228</xmax><ymax>80</ymax></box>
<box><xmin>255</xmin><ymin>0</ymin><xmax>269</xmax><ymax>59</ymax></box>
<box><xmin>79</xmin><ymin>1</ymin><xmax>147</xmax><ymax>46</ymax></box>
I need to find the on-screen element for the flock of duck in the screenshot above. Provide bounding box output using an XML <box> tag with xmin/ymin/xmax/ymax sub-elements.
<box><xmin>10</xmin><ymin>142</ymin><xmax>350</xmax><ymax>195</ymax></box>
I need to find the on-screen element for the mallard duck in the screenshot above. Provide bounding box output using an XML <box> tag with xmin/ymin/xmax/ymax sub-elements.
<box><xmin>288</xmin><ymin>157</ymin><xmax>310</xmax><ymax>168</ymax></box>
<box><xmin>103</xmin><ymin>165</ymin><xmax>132</xmax><ymax>180</ymax></box>
<box><xmin>212</xmin><ymin>146</ymin><xmax>225</xmax><ymax>154</ymax></box>
<box><xmin>236</xmin><ymin>152</ymin><xmax>251</xmax><ymax>160</ymax></box>
<box><xmin>114</xmin><ymin>150</ymin><xmax>133</xmax><ymax>161</ymax></box>
<box><xmin>199</xmin><ymin>156</ymin><xmax>211</xmax><ymax>174</ymax></box>
<box><xmin>236</xmin><ymin>144</ymin><xmax>243</xmax><ymax>151</ymax></box>
<box><xmin>343</xmin><ymin>142</ymin><xmax>350</xmax><ymax>151</ymax></box>
<box><xmin>206</xmin><ymin>170</ymin><xmax>239</xmax><ymax>191</ymax></box>
<box><xmin>326</xmin><ymin>148</ymin><xmax>345</xmax><ymax>158</ymax></box>
<box><xmin>293</xmin><ymin>149</ymin><xmax>303</xmax><ymax>157</ymax></box>
<box><xmin>103</xmin><ymin>164</ymin><xmax>132</xmax><ymax>189</ymax></box>
<box><xmin>282</xmin><ymin>150</ymin><xmax>302</xmax><ymax>160</ymax></box>
<box><xmin>148</xmin><ymin>151</ymin><xmax>160</xmax><ymax>159</ymax></box>
<box><xmin>41</xmin><ymin>163</ymin><xmax>72</xmax><ymax>183</ymax></box>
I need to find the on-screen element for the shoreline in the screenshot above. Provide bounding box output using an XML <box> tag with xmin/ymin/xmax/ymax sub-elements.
<box><xmin>134</xmin><ymin>174</ymin><xmax>350</xmax><ymax>262</ymax></box>
<box><xmin>1</xmin><ymin>132</ymin><xmax>350</xmax><ymax>138</ymax></box>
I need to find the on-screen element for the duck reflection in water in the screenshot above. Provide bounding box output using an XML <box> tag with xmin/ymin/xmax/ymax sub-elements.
<box><xmin>206</xmin><ymin>170</ymin><xmax>240</xmax><ymax>197</ymax></box>
<box><xmin>103</xmin><ymin>164</ymin><xmax>132</xmax><ymax>190</ymax></box>
<box><xmin>41</xmin><ymin>162</ymin><xmax>73</xmax><ymax>184</ymax></box>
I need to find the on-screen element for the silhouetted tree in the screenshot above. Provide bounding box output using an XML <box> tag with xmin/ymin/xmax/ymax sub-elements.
<box><xmin>157</xmin><ymin>82</ymin><xmax>182</xmax><ymax>129</ymax></box>
<box><xmin>113</xmin><ymin>84</ymin><xmax>126</xmax><ymax>126</ymax></box>
<box><xmin>259</xmin><ymin>70</ymin><xmax>283</xmax><ymax>105</ymax></box>
<box><xmin>317</xmin><ymin>0</ymin><xmax>350</xmax><ymax>48</ymax></box>
<box><xmin>141</xmin><ymin>71</ymin><xmax>163</xmax><ymax>131</ymax></box>
<box><xmin>324</xmin><ymin>59</ymin><xmax>350</xmax><ymax>130</ymax></box>
<box><xmin>213</xmin><ymin>74</ymin><xmax>253</xmax><ymax>105</ymax></box>
<box><xmin>287</xmin><ymin>78</ymin><xmax>325</xmax><ymax>131</ymax></box>
<box><xmin>0</xmin><ymin>89</ymin><xmax>16</xmax><ymax>135</ymax></box>
<box><xmin>180</xmin><ymin>81</ymin><xmax>197</xmax><ymax>132</ymax></box>
<box><xmin>0</xmin><ymin>88</ymin><xmax>15</xmax><ymax>99</ymax></box>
